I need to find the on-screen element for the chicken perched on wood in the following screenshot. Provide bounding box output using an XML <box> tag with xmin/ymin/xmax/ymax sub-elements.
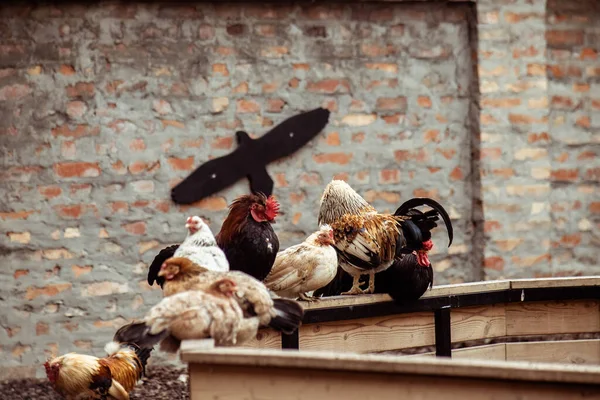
<box><xmin>44</xmin><ymin>338</ymin><xmax>152</xmax><ymax>400</ymax></box>
<box><xmin>264</xmin><ymin>225</ymin><xmax>338</xmax><ymax>301</ymax></box>
<box><xmin>317</xmin><ymin>180</ymin><xmax>452</xmax><ymax>295</ymax></box>
<box><xmin>147</xmin><ymin>215</ymin><xmax>228</xmax><ymax>289</ymax></box>
<box><xmin>114</xmin><ymin>278</ymin><xmax>251</xmax><ymax>352</ymax></box>
<box><xmin>155</xmin><ymin>257</ymin><xmax>304</xmax><ymax>337</ymax></box>
<box><xmin>216</xmin><ymin>193</ymin><xmax>280</xmax><ymax>281</ymax></box>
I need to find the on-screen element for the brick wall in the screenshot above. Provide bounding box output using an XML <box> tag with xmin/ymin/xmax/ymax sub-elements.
<box><xmin>0</xmin><ymin>0</ymin><xmax>598</xmax><ymax>378</ymax></box>
<box><xmin>545</xmin><ymin>0</ymin><xmax>600</xmax><ymax>277</ymax></box>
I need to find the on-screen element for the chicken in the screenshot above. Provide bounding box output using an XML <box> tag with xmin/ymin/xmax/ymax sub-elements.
<box><xmin>156</xmin><ymin>257</ymin><xmax>304</xmax><ymax>337</ymax></box>
<box><xmin>44</xmin><ymin>338</ymin><xmax>152</xmax><ymax>400</ymax></box>
<box><xmin>314</xmin><ymin>253</ymin><xmax>433</xmax><ymax>303</ymax></box>
<box><xmin>114</xmin><ymin>278</ymin><xmax>253</xmax><ymax>352</ymax></box>
<box><xmin>146</xmin><ymin>215</ymin><xmax>228</xmax><ymax>289</ymax></box>
<box><xmin>317</xmin><ymin>180</ymin><xmax>452</xmax><ymax>295</ymax></box>
<box><xmin>215</xmin><ymin>193</ymin><xmax>280</xmax><ymax>281</ymax></box>
<box><xmin>264</xmin><ymin>225</ymin><xmax>338</xmax><ymax>302</ymax></box>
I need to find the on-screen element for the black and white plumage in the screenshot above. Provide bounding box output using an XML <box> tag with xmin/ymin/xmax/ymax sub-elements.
<box><xmin>173</xmin><ymin>216</ymin><xmax>229</xmax><ymax>273</ymax></box>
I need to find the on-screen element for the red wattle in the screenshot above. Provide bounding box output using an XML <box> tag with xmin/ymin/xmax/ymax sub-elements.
<box><xmin>417</xmin><ymin>252</ymin><xmax>430</xmax><ymax>267</ymax></box>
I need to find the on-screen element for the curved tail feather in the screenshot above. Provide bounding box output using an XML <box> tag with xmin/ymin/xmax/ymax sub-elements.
<box><xmin>268</xmin><ymin>298</ymin><xmax>304</xmax><ymax>335</ymax></box>
<box><xmin>394</xmin><ymin>197</ymin><xmax>453</xmax><ymax>247</ymax></box>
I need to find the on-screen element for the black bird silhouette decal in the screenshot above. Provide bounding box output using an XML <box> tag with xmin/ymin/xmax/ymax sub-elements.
<box><xmin>171</xmin><ymin>107</ymin><xmax>331</xmax><ymax>204</ymax></box>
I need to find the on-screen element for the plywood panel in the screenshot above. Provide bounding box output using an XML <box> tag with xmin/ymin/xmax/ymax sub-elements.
<box><xmin>297</xmin><ymin>312</ymin><xmax>434</xmax><ymax>353</ymax></box>
<box><xmin>507</xmin><ymin>340</ymin><xmax>600</xmax><ymax>365</ymax></box>
<box><xmin>189</xmin><ymin>363</ymin><xmax>600</xmax><ymax>400</ymax></box>
<box><xmin>451</xmin><ymin>304</ymin><xmax>506</xmax><ymax>342</ymax></box>
<box><xmin>506</xmin><ymin>300</ymin><xmax>600</xmax><ymax>336</ymax></box>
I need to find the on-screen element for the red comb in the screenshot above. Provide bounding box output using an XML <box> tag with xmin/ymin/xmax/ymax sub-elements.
<box><xmin>265</xmin><ymin>195</ymin><xmax>280</xmax><ymax>220</ymax></box>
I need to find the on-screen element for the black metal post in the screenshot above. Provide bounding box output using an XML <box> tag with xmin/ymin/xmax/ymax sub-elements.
<box><xmin>281</xmin><ymin>331</ymin><xmax>299</xmax><ymax>350</ymax></box>
<box><xmin>434</xmin><ymin>306</ymin><xmax>452</xmax><ymax>357</ymax></box>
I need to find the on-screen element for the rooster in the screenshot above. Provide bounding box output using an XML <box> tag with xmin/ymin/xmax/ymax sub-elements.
<box><xmin>264</xmin><ymin>225</ymin><xmax>338</xmax><ymax>301</ymax></box>
<box><xmin>147</xmin><ymin>215</ymin><xmax>228</xmax><ymax>289</ymax></box>
<box><xmin>114</xmin><ymin>278</ymin><xmax>252</xmax><ymax>352</ymax></box>
<box><xmin>317</xmin><ymin>180</ymin><xmax>452</xmax><ymax>295</ymax></box>
<box><xmin>216</xmin><ymin>193</ymin><xmax>280</xmax><ymax>281</ymax></box>
<box><xmin>44</xmin><ymin>338</ymin><xmax>152</xmax><ymax>400</ymax></box>
<box><xmin>156</xmin><ymin>257</ymin><xmax>304</xmax><ymax>336</ymax></box>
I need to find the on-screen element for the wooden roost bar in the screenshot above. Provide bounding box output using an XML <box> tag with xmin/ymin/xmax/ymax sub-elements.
<box><xmin>242</xmin><ymin>277</ymin><xmax>600</xmax><ymax>362</ymax></box>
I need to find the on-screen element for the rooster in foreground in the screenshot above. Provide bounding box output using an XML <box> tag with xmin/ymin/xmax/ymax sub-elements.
<box><xmin>155</xmin><ymin>257</ymin><xmax>304</xmax><ymax>336</ymax></box>
<box><xmin>44</xmin><ymin>338</ymin><xmax>152</xmax><ymax>400</ymax></box>
<box><xmin>115</xmin><ymin>278</ymin><xmax>250</xmax><ymax>352</ymax></box>
<box><xmin>264</xmin><ymin>225</ymin><xmax>338</xmax><ymax>301</ymax></box>
<box><xmin>317</xmin><ymin>180</ymin><xmax>452</xmax><ymax>295</ymax></box>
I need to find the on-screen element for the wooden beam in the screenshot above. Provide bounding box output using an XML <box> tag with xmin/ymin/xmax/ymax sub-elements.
<box><xmin>189</xmin><ymin>363</ymin><xmax>600</xmax><ymax>400</ymax></box>
<box><xmin>181</xmin><ymin>346</ymin><xmax>600</xmax><ymax>385</ymax></box>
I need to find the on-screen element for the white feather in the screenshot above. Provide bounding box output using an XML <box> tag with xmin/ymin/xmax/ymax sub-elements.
<box><xmin>104</xmin><ymin>341</ymin><xmax>122</xmax><ymax>356</ymax></box>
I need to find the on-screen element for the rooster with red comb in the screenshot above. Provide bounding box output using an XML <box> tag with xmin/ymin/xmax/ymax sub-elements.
<box><xmin>215</xmin><ymin>192</ymin><xmax>280</xmax><ymax>281</ymax></box>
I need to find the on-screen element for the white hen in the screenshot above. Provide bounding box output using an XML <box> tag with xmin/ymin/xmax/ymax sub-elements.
<box><xmin>173</xmin><ymin>216</ymin><xmax>229</xmax><ymax>273</ymax></box>
<box><xmin>264</xmin><ymin>225</ymin><xmax>338</xmax><ymax>301</ymax></box>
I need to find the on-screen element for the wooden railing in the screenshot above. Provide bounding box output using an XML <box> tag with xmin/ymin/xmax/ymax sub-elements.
<box><xmin>239</xmin><ymin>277</ymin><xmax>600</xmax><ymax>363</ymax></box>
<box><xmin>180</xmin><ymin>346</ymin><xmax>600</xmax><ymax>399</ymax></box>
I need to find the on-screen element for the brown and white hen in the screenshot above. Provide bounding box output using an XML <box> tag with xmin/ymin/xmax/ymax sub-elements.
<box><xmin>264</xmin><ymin>225</ymin><xmax>338</xmax><ymax>301</ymax></box>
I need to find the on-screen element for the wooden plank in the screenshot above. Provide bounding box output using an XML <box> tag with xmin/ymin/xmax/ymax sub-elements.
<box><xmin>302</xmin><ymin>279</ymin><xmax>512</xmax><ymax>311</ymax></box>
<box><xmin>422</xmin><ymin>279</ymin><xmax>510</xmax><ymax>298</ymax></box>
<box><xmin>452</xmin><ymin>344</ymin><xmax>506</xmax><ymax>361</ymax></box>
<box><xmin>451</xmin><ymin>304</ymin><xmax>506</xmax><ymax>342</ymax></box>
<box><xmin>189</xmin><ymin>363</ymin><xmax>600</xmax><ymax>400</ymax></box>
<box><xmin>510</xmin><ymin>277</ymin><xmax>600</xmax><ymax>290</ymax></box>
<box><xmin>506</xmin><ymin>300</ymin><xmax>600</xmax><ymax>336</ymax></box>
<box><xmin>507</xmin><ymin>340</ymin><xmax>600</xmax><ymax>365</ymax></box>
<box><xmin>238</xmin><ymin>328</ymin><xmax>282</xmax><ymax>350</ymax></box>
<box><xmin>181</xmin><ymin>346</ymin><xmax>600</xmax><ymax>385</ymax></box>
<box><xmin>297</xmin><ymin>312</ymin><xmax>435</xmax><ymax>353</ymax></box>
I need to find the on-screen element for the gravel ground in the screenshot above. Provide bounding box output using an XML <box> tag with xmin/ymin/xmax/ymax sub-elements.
<box><xmin>0</xmin><ymin>365</ymin><xmax>189</xmax><ymax>400</ymax></box>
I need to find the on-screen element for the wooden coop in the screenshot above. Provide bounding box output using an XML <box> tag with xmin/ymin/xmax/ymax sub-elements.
<box><xmin>180</xmin><ymin>276</ymin><xmax>600</xmax><ymax>399</ymax></box>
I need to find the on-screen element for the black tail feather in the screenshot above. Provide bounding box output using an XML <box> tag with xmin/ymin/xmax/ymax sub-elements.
<box><xmin>268</xmin><ymin>298</ymin><xmax>304</xmax><ymax>334</ymax></box>
<box><xmin>114</xmin><ymin>322</ymin><xmax>170</xmax><ymax>352</ymax></box>
<box><xmin>147</xmin><ymin>244</ymin><xmax>180</xmax><ymax>288</ymax></box>
<box><xmin>394</xmin><ymin>197</ymin><xmax>453</xmax><ymax>247</ymax></box>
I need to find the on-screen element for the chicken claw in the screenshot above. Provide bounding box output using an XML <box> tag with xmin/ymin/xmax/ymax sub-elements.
<box><xmin>341</xmin><ymin>276</ymin><xmax>369</xmax><ymax>295</ymax></box>
<box><xmin>298</xmin><ymin>292</ymin><xmax>319</xmax><ymax>302</ymax></box>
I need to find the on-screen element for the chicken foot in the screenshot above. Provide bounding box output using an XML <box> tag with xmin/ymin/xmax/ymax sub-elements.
<box><xmin>366</xmin><ymin>271</ymin><xmax>375</xmax><ymax>294</ymax></box>
<box><xmin>341</xmin><ymin>275</ymin><xmax>369</xmax><ymax>295</ymax></box>
<box><xmin>298</xmin><ymin>292</ymin><xmax>319</xmax><ymax>302</ymax></box>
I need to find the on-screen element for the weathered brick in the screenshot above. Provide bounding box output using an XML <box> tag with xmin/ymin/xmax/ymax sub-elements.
<box><xmin>0</xmin><ymin>83</ymin><xmax>32</xmax><ymax>101</ymax></box>
<box><xmin>167</xmin><ymin>156</ymin><xmax>195</xmax><ymax>171</ymax></box>
<box><xmin>312</xmin><ymin>152</ymin><xmax>353</xmax><ymax>165</ymax></box>
<box><xmin>53</xmin><ymin>162</ymin><xmax>100</xmax><ymax>178</ymax></box>
<box><xmin>25</xmin><ymin>283</ymin><xmax>72</xmax><ymax>300</ymax></box>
